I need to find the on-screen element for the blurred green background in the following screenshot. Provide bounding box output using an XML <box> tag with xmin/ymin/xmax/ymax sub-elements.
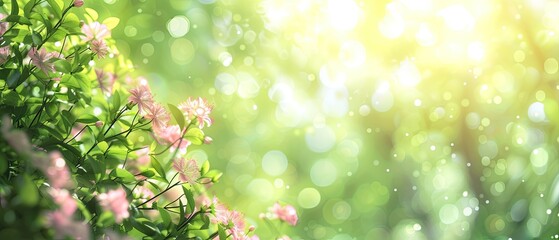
<box><xmin>86</xmin><ymin>0</ymin><xmax>559</xmax><ymax>239</ymax></box>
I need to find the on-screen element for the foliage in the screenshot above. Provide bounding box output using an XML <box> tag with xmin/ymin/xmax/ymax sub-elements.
<box><xmin>0</xmin><ymin>0</ymin><xmax>296</xmax><ymax>239</ymax></box>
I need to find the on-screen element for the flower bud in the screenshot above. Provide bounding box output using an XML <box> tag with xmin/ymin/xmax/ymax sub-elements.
<box><xmin>74</xmin><ymin>0</ymin><xmax>84</xmax><ymax>7</ymax></box>
<box><xmin>203</xmin><ymin>136</ymin><xmax>213</xmax><ymax>144</ymax></box>
<box><xmin>95</xmin><ymin>121</ymin><xmax>103</xmax><ymax>128</ymax></box>
<box><xmin>248</xmin><ymin>225</ymin><xmax>256</xmax><ymax>232</ymax></box>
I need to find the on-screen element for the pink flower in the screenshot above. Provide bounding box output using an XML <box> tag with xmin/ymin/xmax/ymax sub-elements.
<box><xmin>28</xmin><ymin>47</ymin><xmax>56</xmax><ymax>74</ymax></box>
<box><xmin>0</xmin><ymin>46</ymin><xmax>10</xmax><ymax>65</ymax></box>
<box><xmin>270</xmin><ymin>203</ymin><xmax>298</xmax><ymax>226</ymax></box>
<box><xmin>1</xmin><ymin>115</ymin><xmax>32</xmax><ymax>155</ymax></box>
<box><xmin>0</xmin><ymin>14</ymin><xmax>8</xmax><ymax>36</ymax></box>
<box><xmin>46</xmin><ymin>151</ymin><xmax>72</xmax><ymax>189</ymax></box>
<box><xmin>145</xmin><ymin>103</ymin><xmax>170</xmax><ymax>129</ymax></box>
<box><xmin>172</xmin><ymin>158</ymin><xmax>200</xmax><ymax>185</ymax></box>
<box><xmin>133</xmin><ymin>186</ymin><xmax>154</xmax><ymax>206</ymax></box>
<box><xmin>91</xmin><ymin>39</ymin><xmax>109</xmax><ymax>58</ymax></box>
<box><xmin>73</xmin><ymin>0</ymin><xmax>84</xmax><ymax>7</ymax></box>
<box><xmin>203</xmin><ymin>136</ymin><xmax>213</xmax><ymax>144</ymax></box>
<box><xmin>213</xmin><ymin>205</ymin><xmax>246</xmax><ymax>240</ymax></box>
<box><xmin>46</xmin><ymin>189</ymin><xmax>89</xmax><ymax>240</ymax></box>
<box><xmin>128</xmin><ymin>85</ymin><xmax>153</xmax><ymax>114</ymax></box>
<box><xmin>97</xmin><ymin>188</ymin><xmax>129</xmax><ymax>223</ymax></box>
<box><xmin>154</xmin><ymin>124</ymin><xmax>190</xmax><ymax>151</ymax></box>
<box><xmin>135</xmin><ymin>147</ymin><xmax>151</xmax><ymax>166</ymax></box>
<box><xmin>95</xmin><ymin>69</ymin><xmax>116</xmax><ymax>95</ymax></box>
<box><xmin>178</xmin><ymin>97</ymin><xmax>213</xmax><ymax>129</ymax></box>
<box><xmin>49</xmin><ymin>189</ymin><xmax>77</xmax><ymax>216</ymax></box>
<box><xmin>81</xmin><ymin>22</ymin><xmax>110</xmax><ymax>41</ymax></box>
<box><xmin>46</xmin><ymin>211</ymin><xmax>89</xmax><ymax>240</ymax></box>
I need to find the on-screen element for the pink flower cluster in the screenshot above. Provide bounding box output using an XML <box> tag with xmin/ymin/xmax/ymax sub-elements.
<box><xmin>46</xmin><ymin>189</ymin><xmax>89</xmax><ymax>239</ymax></box>
<box><xmin>95</xmin><ymin>69</ymin><xmax>117</xmax><ymax>96</ymax></box>
<box><xmin>28</xmin><ymin>47</ymin><xmax>57</xmax><ymax>74</ymax></box>
<box><xmin>269</xmin><ymin>203</ymin><xmax>298</xmax><ymax>226</ymax></box>
<box><xmin>97</xmin><ymin>188</ymin><xmax>130</xmax><ymax>223</ymax></box>
<box><xmin>81</xmin><ymin>22</ymin><xmax>110</xmax><ymax>58</ymax></box>
<box><xmin>46</xmin><ymin>152</ymin><xmax>73</xmax><ymax>189</ymax></box>
<box><xmin>213</xmin><ymin>203</ymin><xmax>248</xmax><ymax>240</ymax></box>
<box><xmin>127</xmin><ymin>80</ymin><xmax>213</xmax><ymax>153</ymax></box>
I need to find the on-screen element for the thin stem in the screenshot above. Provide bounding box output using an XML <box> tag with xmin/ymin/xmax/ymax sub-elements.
<box><xmin>206</xmin><ymin>231</ymin><xmax>219</xmax><ymax>240</ymax></box>
<box><xmin>136</xmin><ymin>182</ymin><xmax>180</xmax><ymax>207</ymax></box>
<box><xmin>103</xmin><ymin>105</ymin><xmax>128</xmax><ymax>135</ymax></box>
<box><xmin>38</xmin><ymin>4</ymin><xmax>74</xmax><ymax>49</ymax></box>
<box><xmin>64</xmin><ymin>124</ymin><xmax>87</xmax><ymax>143</ymax></box>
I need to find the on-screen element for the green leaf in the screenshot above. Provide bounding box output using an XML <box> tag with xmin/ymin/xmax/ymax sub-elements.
<box><xmin>96</xmin><ymin>211</ymin><xmax>115</xmax><ymax>227</ymax></box>
<box><xmin>103</xmin><ymin>17</ymin><xmax>120</xmax><ymax>30</ymax></box>
<box><xmin>200</xmin><ymin>160</ymin><xmax>210</xmax><ymax>175</ymax></box>
<box><xmin>5</xmin><ymin>15</ymin><xmax>32</xmax><ymax>25</ymax></box>
<box><xmin>97</xmin><ymin>141</ymin><xmax>109</xmax><ymax>152</ymax></box>
<box><xmin>16</xmin><ymin>174</ymin><xmax>38</xmax><ymax>206</ymax></box>
<box><xmin>111</xmin><ymin>168</ymin><xmax>136</xmax><ymax>183</ymax></box>
<box><xmin>178</xmin><ymin>199</ymin><xmax>185</xmax><ymax>225</ymax></box>
<box><xmin>6</xmin><ymin>69</ymin><xmax>21</xmax><ymax>88</ymax></box>
<box><xmin>3</xmin><ymin>90</ymin><xmax>21</xmax><ymax>106</ymax></box>
<box><xmin>131</xmin><ymin>218</ymin><xmax>159</xmax><ymax>236</ymax></box>
<box><xmin>84</xmin><ymin>8</ymin><xmax>98</xmax><ymax>21</ymax></box>
<box><xmin>218</xmin><ymin>225</ymin><xmax>227</xmax><ymax>240</ymax></box>
<box><xmin>139</xmin><ymin>169</ymin><xmax>156</xmax><ymax>178</ymax></box>
<box><xmin>23</xmin><ymin>0</ymin><xmax>35</xmax><ymax>17</ymax></box>
<box><xmin>184</xmin><ymin>128</ymin><xmax>204</xmax><ymax>145</ymax></box>
<box><xmin>182</xmin><ymin>186</ymin><xmax>195</xmax><ymax>213</ymax></box>
<box><xmin>46</xmin><ymin>0</ymin><xmax>61</xmax><ymax>18</ymax></box>
<box><xmin>151</xmin><ymin>157</ymin><xmax>167</xmax><ymax>182</ymax></box>
<box><xmin>10</xmin><ymin>0</ymin><xmax>18</xmax><ymax>15</ymax></box>
<box><xmin>111</xmin><ymin>90</ymin><xmax>121</xmax><ymax>110</ymax></box>
<box><xmin>76</xmin><ymin>114</ymin><xmax>99</xmax><ymax>124</ymax></box>
<box><xmin>158</xmin><ymin>207</ymin><xmax>172</xmax><ymax>228</ymax></box>
<box><xmin>31</xmin><ymin>32</ymin><xmax>42</xmax><ymax>45</ymax></box>
<box><xmin>167</xmin><ymin>103</ymin><xmax>185</xmax><ymax>130</ymax></box>
<box><xmin>54</xmin><ymin>59</ymin><xmax>72</xmax><ymax>73</ymax></box>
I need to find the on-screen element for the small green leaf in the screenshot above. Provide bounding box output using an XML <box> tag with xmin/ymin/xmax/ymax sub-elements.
<box><xmin>46</xmin><ymin>0</ymin><xmax>61</xmax><ymax>18</ymax></box>
<box><xmin>31</xmin><ymin>32</ymin><xmax>42</xmax><ymax>45</ymax></box>
<box><xmin>3</xmin><ymin>90</ymin><xmax>21</xmax><ymax>106</ymax></box>
<box><xmin>84</xmin><ymin>8</ymin><xmax>98</xmax><ymax>21</ymax></box>
<box><xmin>158</xmin><ymin>207</ymin><xmax>172</xmax><ymax>228</ymax></box>
<box><xmin>23</xmin><ymin>0</ymin><xmax>35</xmax><ymax>17</ymax></box>
<box><xmin>111</xmin><ymin>90</ymin><xmax>121</xmax><ymax>110</ymax></box>
<box><xmin>54</xmin><ymin>59</ymin><xmax>72</xmax><ymax>73</ymax></box>
<box><xmin>76</xmin><ymin>114</ymin><xmax>99</xmax><ymax>124</ymax></box>
<box><xmin>111</xmin><ymin>168</ymin><xmax>136</xmax><ymax>183</ymax></box>
<box><xmin>184</xmin><ymin>128</ymin><xmax>204</xmax><ymax>145</ymax></box>
<box><xmin>103</xmin><ymin>17</ymin><xmax>120</xmax><ymax>30</ymax></box>
<box><xmin>178</xmin><ymin>199</ymin><xmax>185</xmax><ymax>224</ymax></box>
<box><xmin>139</xmin><ymin>169</ymin><xmax>156</xmax><ymax>178</ymax></box>
<box><xmin>200</xmin><ymin>160</ymin><xmax>210</xmax><ymax>175</ymax></box>
<box><xmin>131</xmin><ymin>217</ymin><xmax>159</xmax><ymax>236</ymax></box>
<box><xmin>167</xmin><ymin>103</ymin><xmax>185</xmax><ymax>130</ymax></box>
<box><xmin>151</xmin><ymin>157</ymin><xmax>167</xmax><ymax>182</ymax></box>
<box><xmin>5</xmin><ymin>15</ymin><xmax>32</xmax><ymax>25</ymax></box>
<box><xmin>10</xmin><ymin>0</ymin><xmax>18</xmax><ymax>15</ymax></box>
<box><xmin>218</xmin><ymin>225</ymin><xmax>227</xmax><ymax>240</ymax></box>
<box><xmin>97</xmin><ymin>141</ymin><xmax>109</xmax><ymax>152</ymax></box>
<box><xmin>16</xmin><ymin>174</ymin><xmax>38</xmax><ymax>206</ymax></box>
<box><xmin>6</xmin><ymin>69</ymin><xmax>21</xmax><ymax>88</ymax></box>
<box><xmin>182</xmin><ymin>186</ymin><xmax>195</xmax><ymax>213</ymax></box>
